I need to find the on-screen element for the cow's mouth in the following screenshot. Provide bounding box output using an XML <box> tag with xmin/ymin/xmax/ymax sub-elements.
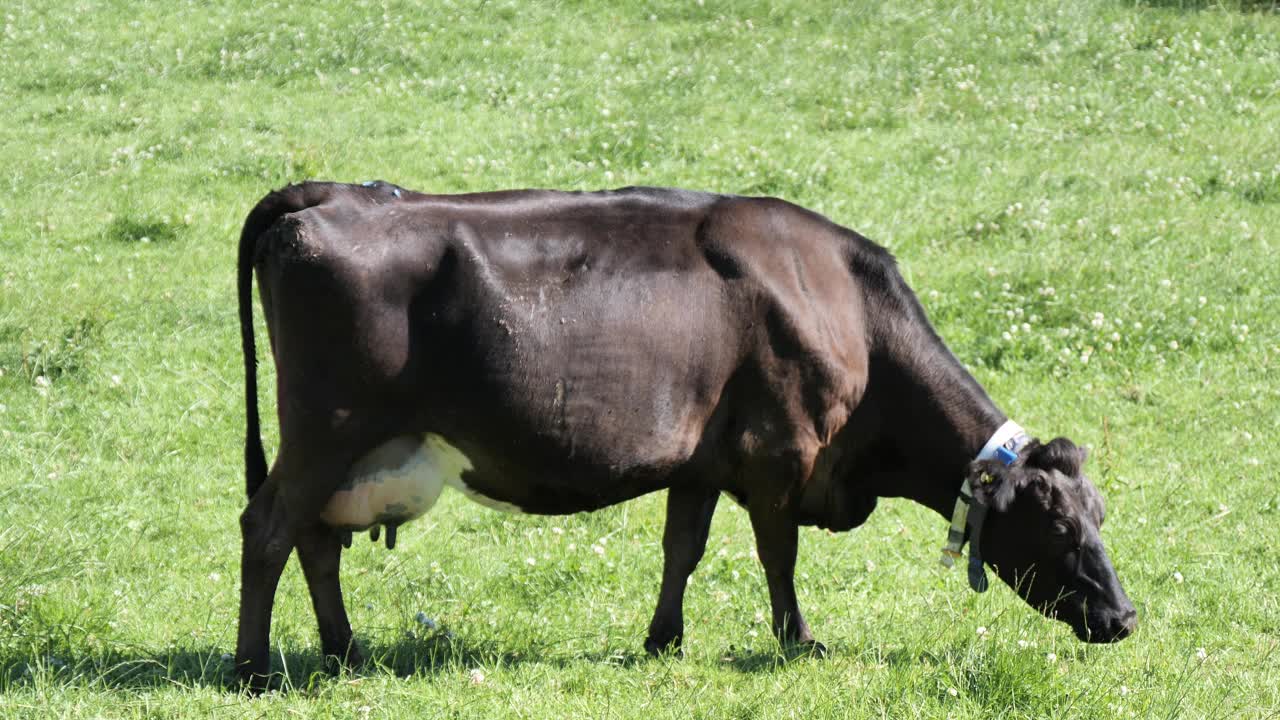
<box><xmin>1044</xmin><ymin>598</ymin><xmax>1137</xmax><ymax>643</ymax></box>
<box><xmin>1071</xmin><ymin>608</ymin><xmax>1138</xmax><ymax>643</ymax></box>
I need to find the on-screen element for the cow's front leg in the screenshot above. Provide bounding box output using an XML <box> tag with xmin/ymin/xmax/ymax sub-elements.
<box><xmin>645</xmin><ymin>484</ymin><xmax>720</xmax><ymax>656</ymax></box>
<box><xmin>235</xmin><ymin>481</ymin><xmax>294</xmax><ymax>692</ymax></box>
<box><xmin>747</xmin><ymin>499</ymin><xmax>824</xmax><ymax>655</ymax></box>
<box><xmin>295</xmin><ymin>524</ymin><xmax>363</xmax><ymax>672</ymax></box>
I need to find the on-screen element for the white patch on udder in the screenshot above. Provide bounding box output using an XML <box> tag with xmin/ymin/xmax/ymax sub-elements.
<box><xmin>321</xmin><ymin>433</ymin><xmax>521</xmax><ymax>530</ymax></box>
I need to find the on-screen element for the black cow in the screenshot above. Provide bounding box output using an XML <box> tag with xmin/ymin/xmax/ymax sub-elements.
<box><xmin>234</xmin><ymin>181</ymin><xmax>1135</xmax><ymax>689</ymax></box>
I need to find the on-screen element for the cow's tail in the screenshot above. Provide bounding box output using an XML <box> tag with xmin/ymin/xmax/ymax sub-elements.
<box><xmin>238</xmin><ymin>182</ymin><xmax>337</xmax><ymax>499</ymax></box>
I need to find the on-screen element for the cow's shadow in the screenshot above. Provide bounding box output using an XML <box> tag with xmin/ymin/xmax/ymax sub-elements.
<box><xmin>0</xmin><ymin>633</ymin><xmax>648</xmax><ymax>693</ymax></box>
<box><xmin>715</xmin><ymin>642</ymin><xmax>836</xmax><ymax>673</ymax></box>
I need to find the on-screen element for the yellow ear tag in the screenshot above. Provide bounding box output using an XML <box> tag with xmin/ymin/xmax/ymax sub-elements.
<box><xmin>981</xmin><ymin>473</ymin><xmax>995</xmax><ymax>484</ymax></box>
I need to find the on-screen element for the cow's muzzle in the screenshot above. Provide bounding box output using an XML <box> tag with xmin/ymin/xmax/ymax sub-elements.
<box><xmin>1078</xmin><ymin>606</ymin><xmax>1137</xmax><ymax>643</ymax></box>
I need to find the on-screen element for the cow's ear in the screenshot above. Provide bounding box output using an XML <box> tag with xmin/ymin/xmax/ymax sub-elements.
<box><xmin>1025</xmin><ymin>437</ymin><xmax>1087</xmax><ymax>477</ymax></box>
<box><xmin>967</xmin><ymin>459</ymin><xmax>1022</xmax><ymax>512</ymax></box>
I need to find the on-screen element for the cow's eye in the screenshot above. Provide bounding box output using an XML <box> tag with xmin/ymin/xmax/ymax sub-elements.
<box><xmin>1050</xmin><ymin>520</ymin><xmax>1073</xmax><ymax>539</ymax></box>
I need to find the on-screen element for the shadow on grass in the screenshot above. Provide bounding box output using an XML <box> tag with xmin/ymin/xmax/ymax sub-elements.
<box><xmin>1127</xmin><ymin>0</ymin><xmax>1279</xmax><ymax>10</ymax></box>
<box><xmin>0</xmin><ymin>632</ymin><xmax>649</xmax><ymax>693</ymax></box>
<box><xmin>716</xmin><ymin>640</ymin><xmax>843</xmax><ymax>673</ymax></box>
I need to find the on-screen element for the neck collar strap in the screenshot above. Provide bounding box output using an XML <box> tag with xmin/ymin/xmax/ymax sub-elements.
<box><xmin>940</xmin><ymin>420</ymin><xmax>1029</xmax><ymax>592</ymax></box>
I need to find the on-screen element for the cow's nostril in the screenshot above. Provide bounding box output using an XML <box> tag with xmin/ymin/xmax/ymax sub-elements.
<box><xmin>1110</xmin><ymin>609</ymin><xmax>1137</xmax><ymax>641</ymax></box>
<box><xmin>1122</xmin><ymin>609</ymin><xmax>1138</xmax><ymax>631</ymax></box>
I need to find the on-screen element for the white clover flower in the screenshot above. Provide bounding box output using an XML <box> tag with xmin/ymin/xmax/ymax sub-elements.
<box><xmin>976</xmin><ymin>626</ymin><xmax>988</xmax><ymax>637</ymax></box>
<box><xmin>1173</xmin><ymin>571</ymin><xmax>1184</xmax><ymax>583</ymax></box>
<box><xmin>591</xmin><ymin>544</ymin><xmax>605</xmax><ymax>556</ymax></box>
<box><xmin>469</xmin><ymin>668</ymin><xmax>486</xmax><ymax>684</ymax></box>
<box><xmin>948</xmin><ymin>687</ymin><xmax>959</xmax><ymax>697</ymax></box>
<box><xmin>1196</xmin><ymin>647</ymin><xmax>1207</xmax><ymax>661</ymax></box>
<box><xmin>1046</xmin><ymin>652</ymin><xmax>1057</xmax><ymax>663</ymax></box>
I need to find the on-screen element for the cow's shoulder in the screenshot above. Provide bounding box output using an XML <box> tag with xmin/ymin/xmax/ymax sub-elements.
<box><xmin>696</xmin><ymin>196</ymin><xmax>876</xmax><ymax>454</ymax></box>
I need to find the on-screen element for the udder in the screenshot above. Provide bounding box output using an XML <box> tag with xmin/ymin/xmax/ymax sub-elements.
<box><xmin>320</xmin><ymin>434</ymin><xmax>473</xmax><ymax>530</ymax></box>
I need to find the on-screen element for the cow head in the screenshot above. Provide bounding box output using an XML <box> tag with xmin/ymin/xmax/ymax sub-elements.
<box><xmin>969</xmin><ymin>437</ymin><xmax>1137</xmax><ymax>642</ymax></box>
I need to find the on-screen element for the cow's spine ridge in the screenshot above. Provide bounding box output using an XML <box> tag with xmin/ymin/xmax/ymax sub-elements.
<box><xmin>238</xmin><ymin>182</ymin><xmax>337</xmax><ymax>499</ymax></box>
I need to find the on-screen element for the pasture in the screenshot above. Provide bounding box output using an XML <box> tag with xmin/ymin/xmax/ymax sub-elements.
<box><xmin>1</xmin><ymin>0</ymin><xmax>1277</xmax><ymax>717</ymax></box>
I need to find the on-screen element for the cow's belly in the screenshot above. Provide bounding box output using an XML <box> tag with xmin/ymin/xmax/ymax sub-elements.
<box><xmin>320</xmin><ymin>434</ymin><xmax>520</xmax><ymax>530</ymax></box>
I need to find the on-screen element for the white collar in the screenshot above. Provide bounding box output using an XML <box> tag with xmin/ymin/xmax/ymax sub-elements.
<box><xmin>940</xmin><ymin>420</ymin><xmax>1030</xmax><ymax>592</ymax></box>
<box><xmin>976</xmin><ymin>420</ymin><xmax>1028</xmax><ymax>462</ymax></box>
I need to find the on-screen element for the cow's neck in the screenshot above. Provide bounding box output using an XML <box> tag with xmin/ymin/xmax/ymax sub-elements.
<box><xmin>863</xmin><ymin>304</ymin><xmax>1006</xmax><ymax>521</ymax></box>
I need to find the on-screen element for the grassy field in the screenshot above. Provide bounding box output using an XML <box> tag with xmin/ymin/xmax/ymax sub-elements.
<box><xmin>2</xmin><ymin>0</ymin><xmax>1278</xmax><ymax>716</ymax></box>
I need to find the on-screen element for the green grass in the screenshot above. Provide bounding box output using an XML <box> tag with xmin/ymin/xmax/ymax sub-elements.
<box><xmin>2</xmin><ymin>0</ymin><xmax>1278</xmax><ymax>717</ymax></box>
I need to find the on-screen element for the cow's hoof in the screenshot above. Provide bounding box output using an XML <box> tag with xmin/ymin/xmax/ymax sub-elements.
<box><xmin>322</xmin><ymin>642</ymin><xmax>365</xmax><ymax>675</ymax></box>
<box><xmin>235</xmin><ymin>668</ymin><xmax>274</xmax><ymax>696</ymax></box>
<box><xmin>781</xmin><ymin>639</ymin><xmax>827</xmax><ymax>660</ymax></box>
<box><xmin>643</xmin><ymin>635</ymin><xmax>684</xmax><ymax>658</ymax></box>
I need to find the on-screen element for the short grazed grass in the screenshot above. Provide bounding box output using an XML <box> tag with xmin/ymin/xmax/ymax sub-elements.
<box><xmin>1</xmin><ymin>0</ymin><xmax>1277</xmax><ymax>717</ymax></box>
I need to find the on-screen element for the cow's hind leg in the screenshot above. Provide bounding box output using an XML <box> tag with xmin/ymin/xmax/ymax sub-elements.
<box><xmin>296</xmin><ymin>524</ymin><xmax>362</xmax><ymax>672</ymax></box>
<box><xmin>235</xmin><ymin>477</ymin><xmax>294</xmax><ymax>691</ymax></box>
<box><xmin>644</xmin><ymin>484</ymin><xmax>719</xmax><ymax>656</ymax></box>
<box><xmin>235</xmin><ymin>445</ymin><xmax>357</xmax><ymax>691</ymax></box>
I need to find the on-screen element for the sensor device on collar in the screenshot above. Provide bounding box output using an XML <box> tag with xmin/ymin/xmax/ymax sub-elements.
<box><xmin>940</xmin><ymin>420</ymin><xmax>1029</xmax><ymax>592</ymax></box>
